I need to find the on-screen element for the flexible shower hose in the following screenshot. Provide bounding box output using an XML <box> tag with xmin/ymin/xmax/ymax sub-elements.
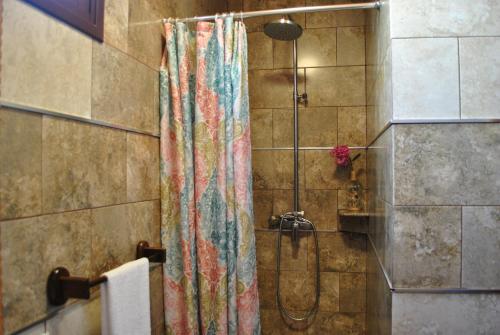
<box><xmin>276</xmin><ymin>214</ymin><xmax>320</xmax><ymax>322</ymax></box>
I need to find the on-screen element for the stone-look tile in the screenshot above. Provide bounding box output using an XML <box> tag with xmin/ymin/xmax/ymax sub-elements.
<box><xmin>252</xmin><ymin>150</ymin><xmax>305</xmax><ymax>190</ymax></box>
<box><xmin>366</xmin><ymin>245</ymin><xmax>392</xmax><ymax>335</ymax></box>
<box><xmin>462</xmin><ymin>207</ymin><xmax>500</xmax><ymax>289</ymax></box>
<box><xmin>319</xmin><ymin>272</ymin><xmax>339</xmax><ymax>312</ymax></box>
<box><xmin>253</xmin><ymin>190</ymin><xmax>274</xmax><ymax>229</ymax></box>
<box><xmin>392</xmin><ymin>293</ymin><xmax>500</xmax><ymax>335</ymax></box>
<box><xmin>0</xmin><ymin>210</ymin><xmax>92</xmax><ymax>334</ymax></box>
<box><xmin>305</xmin><ymin>150</ymin><xmax>366</xmax><ymax>190</ymax></box>
<box><xmin>1</xmin><ymin>0</ymin><xmax>92</xmax><ymax>117</ymax></box>
<box><xmin>367</xmin><ymin>197</ymin><xmax>394</xmax><ymax>281</ymax></box>
<box><xmin>339</xmin><ymin>273</ymin><xmax>366</xmax><ymax>313</ymax></box>
<box><xmin>42</xmin><ymin>117</ymin><xmax>127</xmax><ymax>213</ymax></box>
<box><xmin>150</xmin><ymin>267</ymin><xmax>165</xmax><ymax>332</ymax></box>
<box><xmin>255</xmin><ymin>231</ymin><xmax>308</xmax><ymax>272</ymax></box>
<box><xmin>338</xmin><ymin>107</ymin><xmax>366</xmax><ymax>147</ymax></box>
<box><xmin>46</xmin><ymin>298</ymin><xmax>100</xmax><ymax>335</ymax></box>
<box><xmin>257</xmin><ymin>270</ymin><xmax>276</xmax><ymax>309</ymax></box>
<box><xmin>367</xmin><ymin>127</ymin><xmax>394</xmax><ymax>205</ymax></box>
<box><xmin>104</xmin><ymin>0</ymin><xmax>129</xmax><ymax>52</ymax></box>
<box><xmin>300</xmin><ymin>107</ymin><xmax>337</xmax><ymax>147</ymax></box>
<box><xmin>256</xmin><ymin>231</ymin><xmax>277</xmax><ymax>271</ymax></box>
<box><xmin>272</xmin><ymin>109</ymin><xmax>293</xmax><ymax>147</ymax></box>
<box><xmin>251</xmin><ymin>109</ymin><xmax>273</xmax><ymax>147</ymax></box>
<box><xmin>0</xmin><ymin>109</ymin><xmax>42</xmax><ymax>220</ymax></box>
<box><xmin>92</xmin><ymin>43</ymin><xmax>157</xmax><ymax>134</ymax></box>
<box><xmin>392</xmin><ymin>38</ymin><xmax>459</xmax><ymax>120</ymax></box>
<box><xmin>307</xmin><ymin>67</ymin><xmax>365</xmax><ymax>107</ymax></box>
<box><xmin>309</xmin><ymin>232</ymin><xmax>366</xmax><ymax>273</ymax></box>
<box><xmin>337</xmin><ymin>27</ymin><xmax>365</xmax><ymax>66</ymax></box>
<box><xmin>91</xmin><ymin>201</ymin><xmax>160</xmax><ymax>276</ymax></box>
<box><xmin>248</xmin><ymin>32</ymin><xmax>273</xmax><ymax>70</ymax></box>
<box><xmin>306</xmin><ymin>0</ymin><xmax>365</xmax><ymax>28</ymax></box>
<box><xmin>128</xmin><ymin>0</ymin><xmax>167</xmax><ymax>69</ymax></box>
<box><xmin>302</xmin><ymin>190</ymin><xmax>338</xmax><ymax>231</ymax></box>
<box><xmin>274</xmin><ymin>28</ymin><xmax>336</xmax><ymax>68</ymax></box>
<box><xmin>280</xmin><ymin>271</ymin><xmax>315</xmax><ymax>311</ymax></box>
<box><xmin>391</xmin><ymin>0</ymin><xmax>500</xmax><ymax>38</ymax></box>
<box><xmin>393</xmin><ymin>206</ymin><xmax>461</xmax><ymax>288</ymax></box>
<box><xmin>127</xmin><ymin>133</ymin><xmax>160</xmax><ymax>202</ymax></box>
<box><xmin>310</xmin><ymin>312</ymin><xmax>365</xmax><ymax>335</ymax></box>
<box><xmin>16</xmin><ymin>322</ymin><xmax>45</xmax><ymax>335</ymax></box>
<box><xmin>249</xmin><ymin>69</ymin><xmax>305</xmax><ymax>109</ymax></box>
<box><xmin>459</xmin><ymin>37</ymin><xmax>500</xmax><ymax>119</ymax></box>
<box><xmin>394</xmin><ymin>124</ymin><xmax>500</xmax><ymax>205</ymax></box>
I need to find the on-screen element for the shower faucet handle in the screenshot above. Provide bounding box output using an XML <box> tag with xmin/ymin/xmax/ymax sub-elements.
<box><xmin>296</xmin><ymin>92</ymin><xmax>308</xmax><ymax>104</ymax></box>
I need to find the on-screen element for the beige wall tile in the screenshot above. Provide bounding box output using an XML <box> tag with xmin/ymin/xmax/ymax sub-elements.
<box><xmin>253</xmin><ymin>190</ymin><xmax>273</xmax><ymax>229</ymax></box>
<box><xmin>340</xmin><ymin>273</ymin><xmax>366</xmax><ymax>313</ymax></box>
<box><xmin>302</xmin><ymin>190</ymin><xmax>338</xmax><ymax>231</ymax></box>
<box><xmin>249</xmin><ymin>69</ymin><xmax>305</xmax><ymax>108</ymax></box>
<box><xmin>16</xmin><ymin>322</ymin><xmax>45</xmax><ymax>335</ymax></box>
<box><xmin>257</xmin><ymin>270</ymin><xmax>276</xmax><ymax>309</ymax></box>
<box><xmin>393</xmin><ymin>293</ymin><xmax>500</xmax><ymax>334</ymax></box>
<box><xmin>248</xmin><ymin>32</ymin><xmax>274</xmax><ymax>70</ymax></box>
<box><xmin>0</xmin><ymin>109</ymin><xmax>42</xmax><ymax>220</ymax></box>
<box><xmin>1</xmin><ymin>0</ymin><xmax>92</xmax><ymax>118</ymax></box>
<box><xmin>309</xmin><ymin>232</ymin><xmax>366</xmax><ymax>272</ymax></box>
<box><xmin>244</xmin><ymin>0</ymin><xmax>305</xmax><ymax>11</ymax></box>
<box><xmin>280</xmin><ymin>271</ymin><xmax>315</xmax><ymax>311</ymax></box>
<box><xmin>127</xmin><ymin>133</ymin><xmax>160</xmax><ymax>202</ymax></box>
<box><xmin>46</xmin><ymin>298</ymin><xmax>100</xmax><ymax>335</ymax></box>
<box><xmin>337</xmin><ymin>27</ymin><xmax>365</xmax><ymax>66</ymax></box>
<box><xmin>250</xmin><ymin>109</ymin><xmax>273</xmax><ymax>147</ymax></box>
<box><xmin>252</xmin><ymin>150</ymin><xmax>305</xmax><ymax>190</ymax></box>
<box><xmin>307</xmin><ymin>67</ymin><xmax>365</xmax><ymax>107</ymax></box>
<box><xmin>310</xmin><ymin>312</ymin><xmax>365</xmax><ymax>334</ymax></box>
<box><xmin>128</xmin><ymin>0</ymin><xmax>168</xmax><ymax>70</ymax></box>
<box><xmin>306</xmin><ymin>0</ymin><xmax>365</xmax><ymax>28</ymax></box>
<box><xmin>42</xmin><ymin>117</ymin><xmax>127</xmax><ymax>213</ymax></box>
<box><xmin>394</xmin><ymin>124</ymin><xmax>500</xmax><ymax>205</ymax></box>
<box><xmin>274</xmin><ymin>28</ymin><xmax>337</xmax><ymax>68</ymax></box>
<box><xmin>0</xmin><ymin>210</ymin><xmax>92</xmax><ymax>334</ymax></box>
<box><xmin>459</xmin><ymin>37</ymin><xmax>500</xmax><ymax>119</ymax></box>
<box><xmin>104</xmin><ymin>0</ymin><xmax>129</xmax><ymax>52</ymax></box>
<box><xmin>391</xmin><ymin>0</ymin><xmax>500</xmax><ymax>38</ymax></box>
<box><xmin>255</xmin><ymin>231</ymin><xmax>308</xmax><ymax>272</ymax></box>
<box><xmin>256</xmin><ymin>231</ymin><xmax>277</xmax><ymax>271</ymax></box>
<box><xmin>393</xmin><ymin>206</ymin><xmax>461</xmax><ymax>288</ymax></box>
<box><xmin>338</xmin><ymin>107</ymin><xmax>366</xmax><ymax>147</ymax></box>
<box><xmin>272</xmin><ymin>109</ymin><xmax>294</xmax><ymax>147</ymax></box>
<box><xmin>462</xmin><ymin>207</ymin><xmax>500</xmax><ymax>289</ymax></box>
<box><xmin>91</xmin><ymin>204</ymin><xmax>135</xmax><ymax>275</ymax></box>
<box><xmin>92</xmin><ymin>43</ymin><xmax>158</xmax><ymax>134</ymax></box>
<box><xmin>305</xmin><ymin>149</ymin><xmax>366</xmax><ymax>190</ymax></box>
<box><xmin>392</xmin><ymin>38</ymin><xmax>459</xmax><ymax>120</ymax></box>
<box><xmin>319</xmin><ymin>272</ymin><xmax>340</xmax><ymax>312</ymax></box>
<box><xmin>300</xmin><ymin>107</ymin><xmax>338</xmax><ymax>147</ymax></box>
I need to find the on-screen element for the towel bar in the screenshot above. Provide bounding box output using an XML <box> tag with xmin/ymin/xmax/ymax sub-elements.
<box><xmin>47</xmin><ymin>240</ymin><xmax>165</xmax><ymax>306</ymax></box>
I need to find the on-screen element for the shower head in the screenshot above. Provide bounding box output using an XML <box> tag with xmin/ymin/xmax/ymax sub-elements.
<box><xmin>264</xmin><ymin>16</ymin><xmax>303</xmax><ymax>41</ymax></box>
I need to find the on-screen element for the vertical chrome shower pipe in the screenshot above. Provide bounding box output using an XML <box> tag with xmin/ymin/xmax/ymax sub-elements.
<box><xmin>293</xmin><ymin>40</ymin><xmax>299</xmax><ymax>213</ymax></box>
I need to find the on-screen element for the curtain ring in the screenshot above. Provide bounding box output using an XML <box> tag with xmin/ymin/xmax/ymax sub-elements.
<box><xmin>240</xmin><ymin>11</ymin><xmax>244</xmax><ymax>22</ymax></box>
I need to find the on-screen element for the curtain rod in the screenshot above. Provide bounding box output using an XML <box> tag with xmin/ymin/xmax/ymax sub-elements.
<box><xmin>162</xmin><ymin>1</ymin><xmax>380</xmax><ymax>24</ymax></box>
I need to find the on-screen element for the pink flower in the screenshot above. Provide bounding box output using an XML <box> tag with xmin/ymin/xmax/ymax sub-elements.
<box><xmin>330</xmin><ymin>145</ymin><xmax>351</xmax><ymax>167</ymax></box>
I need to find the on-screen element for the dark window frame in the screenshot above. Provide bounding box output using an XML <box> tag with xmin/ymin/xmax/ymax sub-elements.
<box><xmin>23</xmin><ymin>0</ymin><xmax>104</xmax><ymax>41</ymax></box>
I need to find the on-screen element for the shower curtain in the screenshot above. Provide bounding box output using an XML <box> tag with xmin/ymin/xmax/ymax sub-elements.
<box><xmin>160</xmin><ymin>16</ymin><xmax>260</xmax><ymax>335</ymax></box>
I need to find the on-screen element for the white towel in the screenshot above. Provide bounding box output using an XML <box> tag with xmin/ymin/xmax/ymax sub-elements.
<box><xmin>100</xmin><ymin>258</ymin><xmax>151</xmax><ymax>335</ymax></box>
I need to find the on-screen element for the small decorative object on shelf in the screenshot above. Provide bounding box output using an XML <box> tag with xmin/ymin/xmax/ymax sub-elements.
<box><xmin>331</xmin><ymin>145</ymin><xmax>363</xmax><ymax>211</ymax></box>
<box><xmin>347</xmin><ymin>169</ymin><xmax>363</xmax><ymax>211</ymax></box>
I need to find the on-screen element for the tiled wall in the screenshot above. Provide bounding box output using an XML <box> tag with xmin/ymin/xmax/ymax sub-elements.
<box><xmin>230</xmin><ymin>0</ymin><xmax>370</xmax><ymax>333</ymax></box>
<box><xmin>0</xmin><ymin>0</ymin><xmax>225</xmax><ymax>334</ymax></box>
<box><xmin>366</xmin><ymin>0</ymin><xmax>500</xmax><ymax>334</ymax></box>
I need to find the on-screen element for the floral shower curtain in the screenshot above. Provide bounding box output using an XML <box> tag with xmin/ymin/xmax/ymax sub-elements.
<box><xmin>160</xmin><ymin>16</ymin><xmax>260</xmax><ymax>335</ymax></box>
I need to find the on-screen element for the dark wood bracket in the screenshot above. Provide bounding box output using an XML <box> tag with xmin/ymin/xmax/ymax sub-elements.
<box><xmin>47</xmin><ymin>241</ymin><xmax>165</xmax><ymax>306</ymax></box>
